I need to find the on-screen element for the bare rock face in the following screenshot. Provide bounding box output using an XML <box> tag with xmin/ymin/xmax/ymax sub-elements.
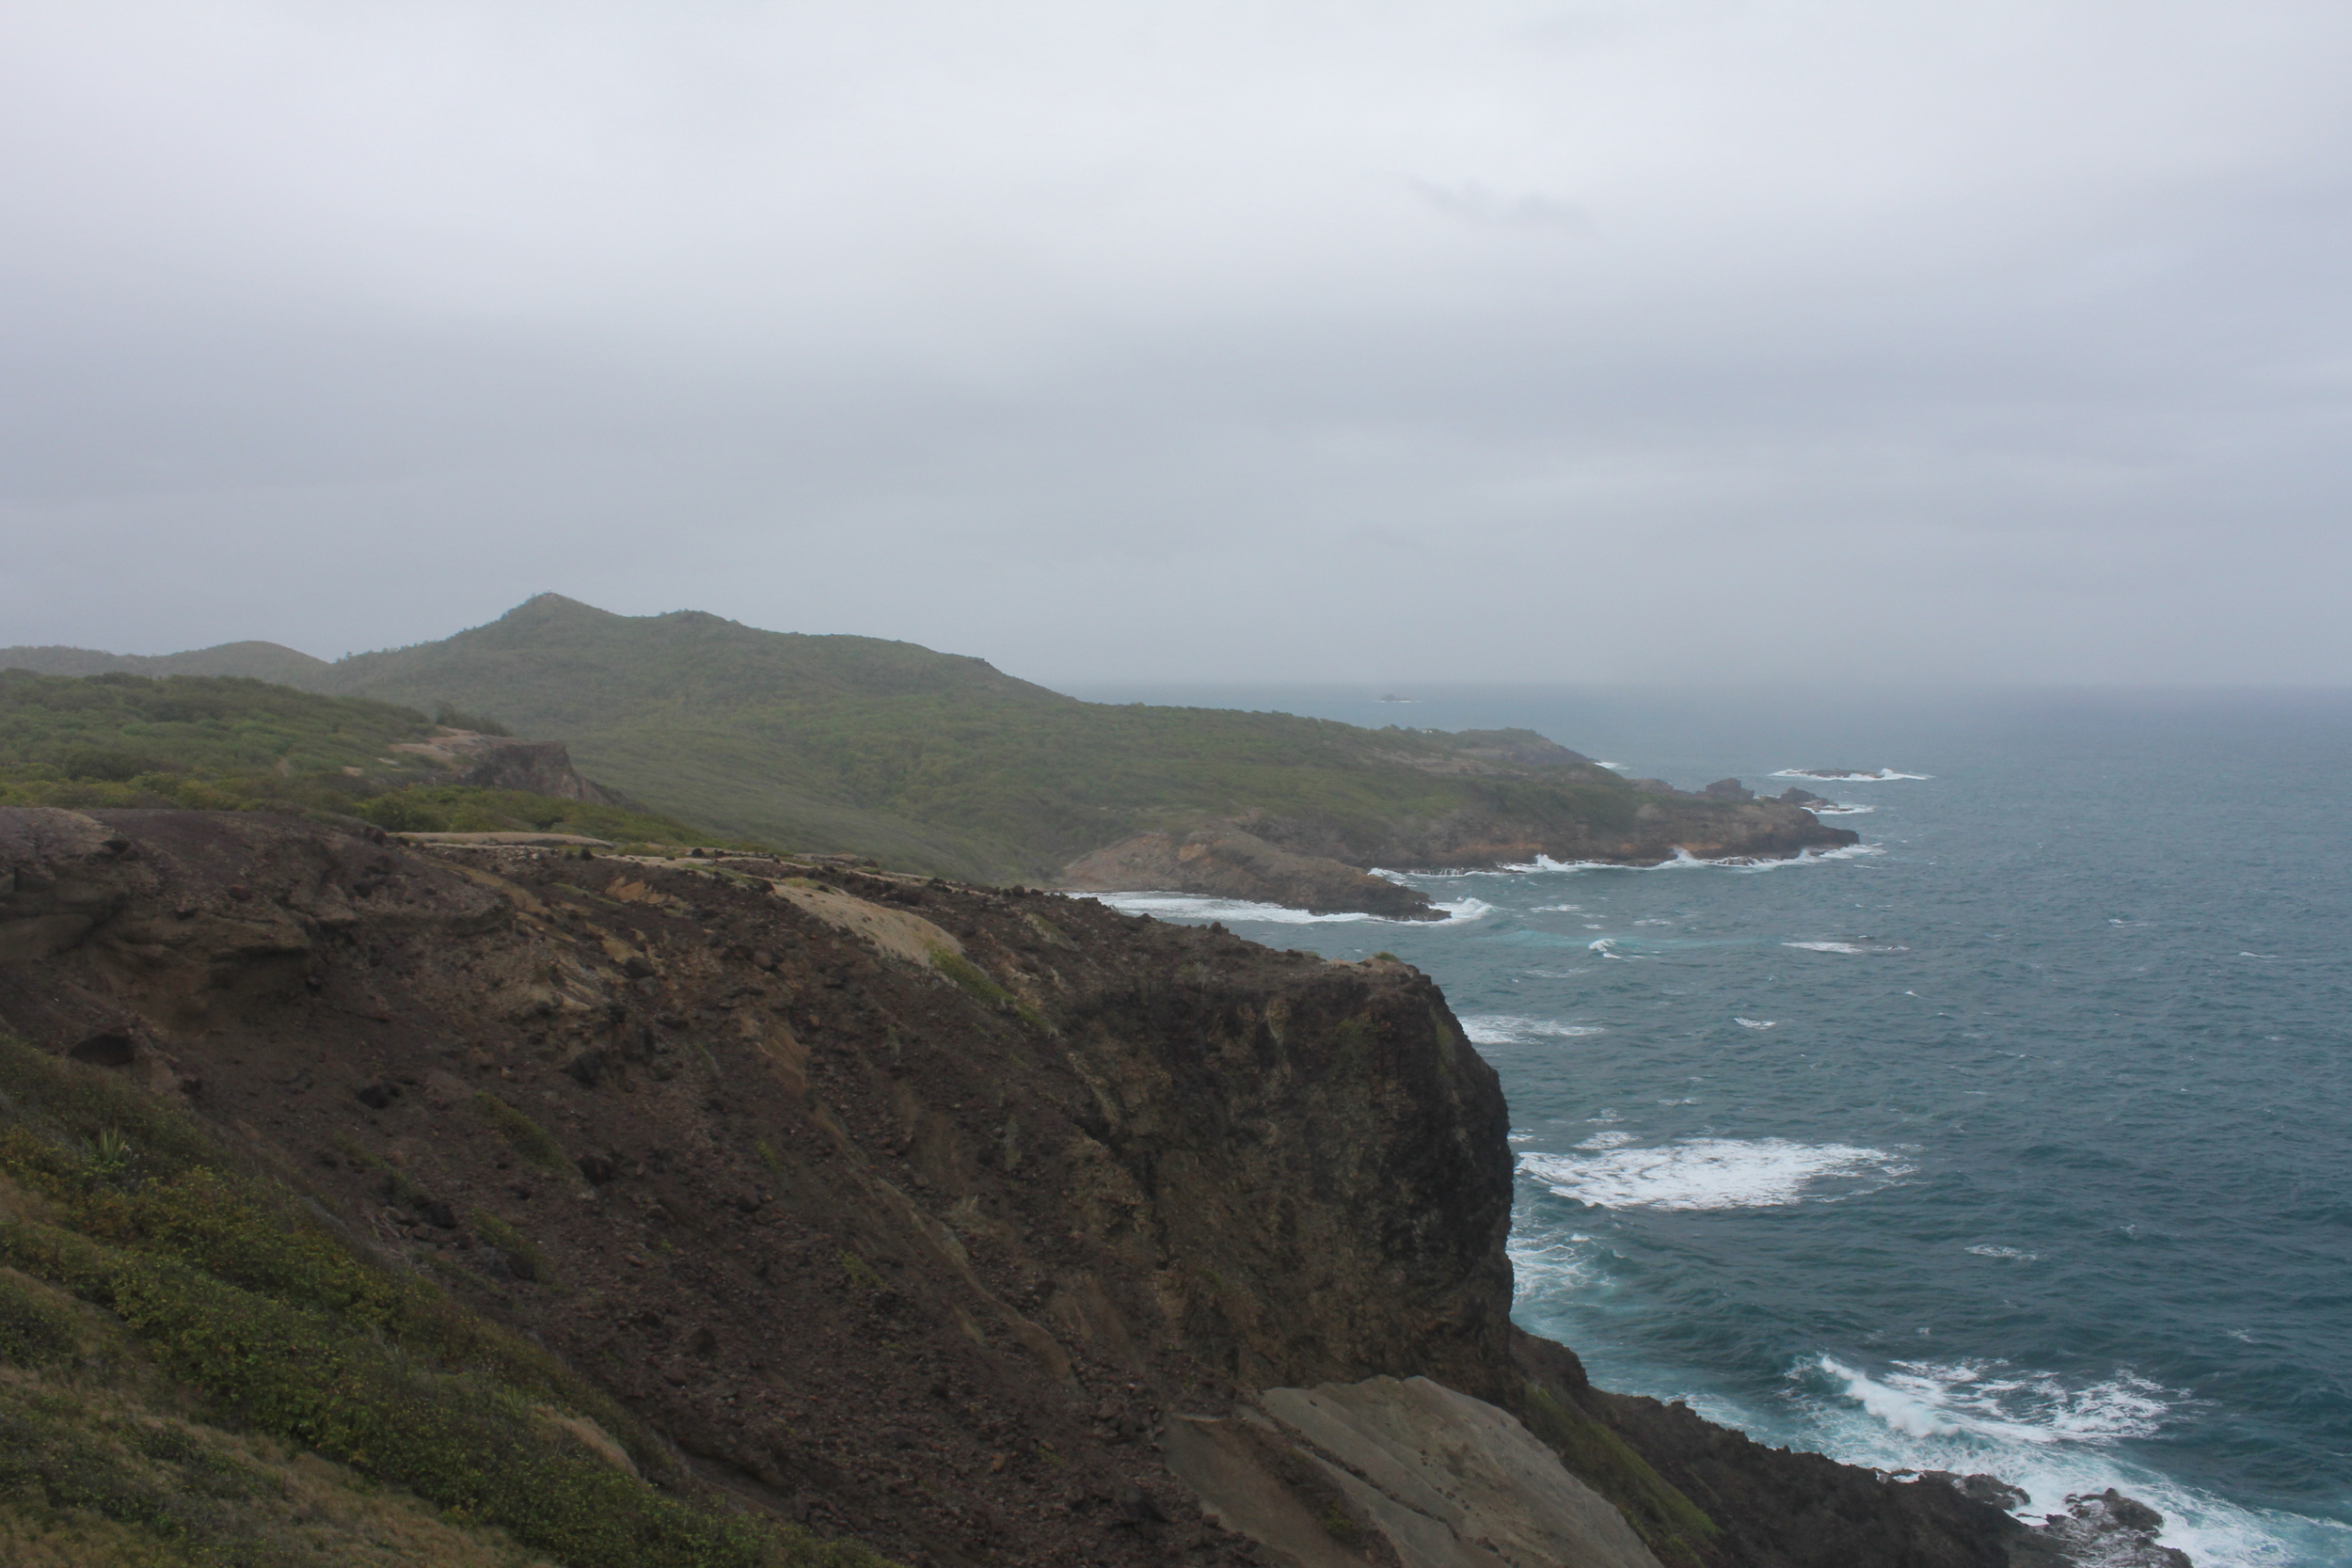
<box><xmin>0</xmin><ymin>808</ymin><xmax>134</xmax><ymax>963</ymax></box>
<box><xmin>1164</xmin><ymin>1375</ymin><xmax>1663</xmax><ymax>1568</ymax></box>
<box><xmin>389</xmin><ymin>729</ymin><xmax>637</xmax><ymax>805</ymax></box>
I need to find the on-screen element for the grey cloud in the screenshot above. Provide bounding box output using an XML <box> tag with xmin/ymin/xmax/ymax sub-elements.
<box><xmin>3</xmin><ymin>1</ymin><xmax>2350</xmax><ymax>685</ymax></box>
<box><xmin>1408</xmin><ymin>178</ymin><xmax>1597</xmax><ymax>236</ymax></box>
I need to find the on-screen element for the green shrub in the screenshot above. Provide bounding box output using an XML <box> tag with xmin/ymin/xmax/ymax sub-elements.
<box><xmin>928</xmin><ymin>950</ymin><xmax>1009</xmax><ymax>1006</ymax></box>
<box><xmin>470</xmin><ymin>1094</ymin><xmax>569</xmax><ymax>1174</ymax></box>
<box><xmin>0</xmin><ymin>1270</ymin><xmax>81</xmax><ymax>1366</ymax></box>
<box><xmin>469</xmin><ymin>1210</ymin><xmax>549</xmax><ymax>1287</ymax></box>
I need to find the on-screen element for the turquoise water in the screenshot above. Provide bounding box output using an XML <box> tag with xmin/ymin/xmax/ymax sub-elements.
<box><xmin>1057</xmin><ymin>684</ymin><xmax>2352</xmax><ymax>1567</ymax></box>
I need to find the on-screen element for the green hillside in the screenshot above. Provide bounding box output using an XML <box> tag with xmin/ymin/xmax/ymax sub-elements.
<box><xmin>286</xmin><ymin>594</ymin><xmax>1642</xmax><ymax>879</ymax></box>
<box><xmin>8</xmin><ymin>597</ymin><xmax>1808</xmax><ymax>887</ymax></box>
<box><xmin>0</xmin><ymin>671</ymin><xmax>735</xmax><ymax>847</ymax></box>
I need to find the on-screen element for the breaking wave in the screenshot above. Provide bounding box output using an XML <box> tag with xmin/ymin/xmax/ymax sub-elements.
<box><xmin>1077</xmin><ymin>891</ymin><xmax>1491</xmax><ymax>926</ymax></box>
<box><xmin>1772</xmin><ymin>768</ymin><xmax>1932</xmax><ymax>782</ymax></box>
<box><xmin>1459</xmin><ymin>1015</ymin><xmax>1607</xmax><ymax>1045</ymax></box>
<box><xmin>1500</xmin><ymin>844</ymin><xmax>1882</xmax><ymax>875</ymax></box>
<box><xmin>1520</xmin><ymin>1138</ymin><xmax>1916</xmax><ymax>1212</ymax></box>
<box><xmin>1783</xmin><ymin>940</ymin><xmax>1910</xmax><ymax>956</ymax></box>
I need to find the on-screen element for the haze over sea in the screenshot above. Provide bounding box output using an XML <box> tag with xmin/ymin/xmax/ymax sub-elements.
<box><xmin>1058</xmin><ymin>684</ymin><xmax>2352</xmax><ymax>1567</ymax></box>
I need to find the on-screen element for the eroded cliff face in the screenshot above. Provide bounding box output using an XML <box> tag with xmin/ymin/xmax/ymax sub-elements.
<box><xmin>0</xmin><ymin>807</ymin><xmax>2100</xmax><ymax>1568</ymax></box>
<box><xmin>0</xmin><ymin>807</ymin><xmax>1509</xmax><ymax>1565</ymax></box>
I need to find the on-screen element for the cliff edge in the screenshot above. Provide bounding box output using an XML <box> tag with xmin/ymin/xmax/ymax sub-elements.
<box><xmin>0</xmin><ymin>808</ymin><xmax>2159</xmax><ymax>1567</ymax></box>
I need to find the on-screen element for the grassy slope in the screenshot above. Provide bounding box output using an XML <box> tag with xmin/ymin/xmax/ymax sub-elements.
<box><xmin>0</xmin><ymin>1037</ymin><xmax>894</xmax><ymax>1568</ymax></box>
<box><xmin>0</xmin><ymin>672</ymin><xmax>739</xmax><ymax>847</ymax></box>
<box><xmin>306</xmin><ymin>595</ymin><xmax>1649</xmax><ymax>880</ymax></box>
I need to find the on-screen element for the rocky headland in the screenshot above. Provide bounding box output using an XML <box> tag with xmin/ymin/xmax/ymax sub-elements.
<box><xmin>0</xmin><ymin>805</ymin><xmax>2176</xmax><ymax>1566</ymax></box>
<box><xmin>1061</xmin><ymin>789</ymin><xmax>1858</xmax><ymax>920</ymax></box>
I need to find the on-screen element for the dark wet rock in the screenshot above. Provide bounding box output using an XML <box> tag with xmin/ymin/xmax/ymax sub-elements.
<box><xmin>1776</xmin><ymin>785</ymin><xmax>1834</xmax><ymax>807</ymax></box>
<box><xmin>2026</xmin><ymin>1490</ymin><xmax>2192</xmax><ymax>1567</ymax></box>
<box><xmin>1700</xmin><ymin>778</ymin><xmax>1754</xmax><ymax>801</ymax></box>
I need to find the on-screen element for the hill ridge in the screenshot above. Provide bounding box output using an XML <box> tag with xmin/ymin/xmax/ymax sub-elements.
<box><xmin>2</xmin><ymin>599</ymin><xmax>1855</xmax><ymax>908</ymax></box>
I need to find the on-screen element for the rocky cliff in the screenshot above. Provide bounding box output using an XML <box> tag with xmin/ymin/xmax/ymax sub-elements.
<box><xmin>389</xmin><ymin>726</ymin><xmax>641</xmax><ymax>806</ymax></box>
<box><xmin>0</xmin><ymin>808</ymin><xmax>2161</xmax><ymax>1567</ymax></box>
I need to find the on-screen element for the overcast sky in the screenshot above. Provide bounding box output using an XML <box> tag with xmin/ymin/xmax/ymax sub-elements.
<box><xmin>3</xmin><ymin>1</ymin><xmax>2348</xmax><ymax>685</ymax></box>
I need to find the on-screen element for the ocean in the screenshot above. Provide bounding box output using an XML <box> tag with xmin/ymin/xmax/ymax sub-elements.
<box><xmin>1055</xmin><ymin>683</ymin><xmax>2352</xmax><ymax>1567</ymax></box>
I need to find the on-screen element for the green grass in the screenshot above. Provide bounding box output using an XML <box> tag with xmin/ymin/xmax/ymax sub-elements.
<box><xmin>0</xmin><ymin>670</ymin><xmax>753</xmax><ymax>847</ymax></box>
<box><xmin>0</xmin><ymin>1035</ymin><xmax>897</xmax><ymax>1568</ymax></box>
<box><xmin>929</xmin><ymin>950</ymin><xmax>1011</xmax><ymax>1007</ymax></box>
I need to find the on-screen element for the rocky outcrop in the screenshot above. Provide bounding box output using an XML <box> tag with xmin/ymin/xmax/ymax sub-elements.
<box><xmin>2017</xmin><ymin>1491</ymin><xmax>2193</xmax><ymax>1568</ymax></box>
<box><xmin>1165</xmin><ymin>1375</ymin><xmax>1663</xmax><ymax>1568</ymax></box>
<box><xmin>389</xmin><ymin>727</ymin><xmax>637</xmax><ymax>805</ymax></box>
<box><xmin>0</xmin><ymin>807</ymin><xmax>2165</xmax><ymax>1568</ymax></box>
<box><xmin>1062</xmin><ymin>825</ymin><xmax>1444</xmax><ymax>920</ymax></box>
<box><xmin>1060</xmin><ymin>796</ymin><xmax>1857</xmax><ymax>919</ymax></box>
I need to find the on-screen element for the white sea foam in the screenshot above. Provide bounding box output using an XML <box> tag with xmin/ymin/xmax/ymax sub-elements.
<box><xmin>1077</xmin><ymin>891</ymin><xmax>1489</xmax><ymax>926</ymax></box>
<box><xmin>1520</xmin><ymin>1138</ymin><xmax>1915</xmax><ymax>1212</ymax></box>
<box><xmin>1497</xmin><ymin>843</ymin><xmax>1882</xmax><ymax>876</ymax></box>
<box><xmin>1718</xmin><ymin>1354</ymin><xmax>2336</xmax><ymax>1566</ymax></box>
<box><xmin>1965</xmin><ymin>1244</ymin><xmax>2040</xmax><ymax>1260</ymax></box>
<box><xmin>1734</xmin><ymin>1018</ymin><xmax>1778</xmax><ymax>1030</ymax></box>
<box><xmin>1577</xmin><ymin>1130</ymin><xmax>1638</xmax><ymax>1149</ymax></box>
<box><xmin>1530</xmin><ymin>903</ymin><xmax>1582</xmax><ymax>912</ymax></box>
<box><xmin>1459</xmin><ymin>1015</ymin><xmax>1607</xmax><ymax>1045</ymax></box>
<box><xmin>1772</xmin><ymin>768</ymin><xmax>1933</xmax><ymax>782</ymax></box>
<box><xmin>1783</xmin><ymin>940</ymin><xmax>1911</xmax><ymax>956</ymax></box>
<box><xmin>1506</xmin><ymin>1232</ymin><xmax>1602</xmax><ymax>1301</ymax></box>
<box><xmin>1809</xmin><ymin>802</ymin><xmax>1877</xmax><ymax>816</ymax></box>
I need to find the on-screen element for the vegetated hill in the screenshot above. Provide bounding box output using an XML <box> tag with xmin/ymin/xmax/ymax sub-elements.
<box><xmin>265</xmin><ymin>594</ymin><xmax>1850</xmax><ymax>905</ymax></box>
<box><xmin>0</xmin><ymin>806</ymin><xmax>2102</xmax><ymax>1568</ymax></box>
<box><xmin>0</xmin><ymin>639</ymin><xmax>331</xmax><ymax>687</ymax></box>
<box><xmin>15</xmin><ymin>598</ymin><xmax>1855</xmax><ymax>911</ymax></box>
<box><xmin>0</xmin><ymin>671</ymin><xmax>731</xmax><ymax>848</ymax></box>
